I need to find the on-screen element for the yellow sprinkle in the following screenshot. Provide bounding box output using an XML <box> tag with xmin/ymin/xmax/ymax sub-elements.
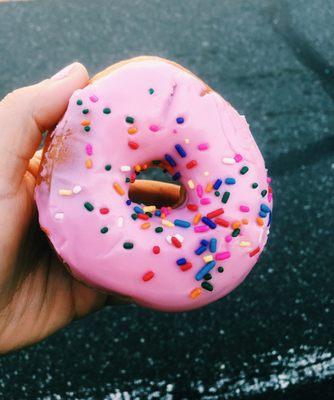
<box><xmin>205</xmin><ymin>182</ymin><xmax>213</xmax><ymax>193</ymax></box>
<box><xmin>85</xmin><ymin>159</ymin><xmax>93</xmax><ymax>169</ymax></box>
<box><xmin>113</xmin><ymin>183</ymin><xmax>125</xmax><ymax>196</ymax></box>
<box><xmin>240</xmin><ymin>241</ymin><xmax>251</xmax><ymax>247</ymax></box>
<box><xmin>204</xmin><ymin>171</ymin><xmax>210</xmax><ymax>176</ymax></box>
<box><xmin>232</xmin><ymin>221</ymin><xmax>241</xmax><ymax>230</ymax></box>
<box><xmin>184</xmin><ymin>138</ymin><xmax>190</xmax><ymax>144</ymax></box>
<box><xmin>143</xmin><ymin>206</ymin><xmax>156</xmax><ymax>213</ymax></box>
<box><xmin>193</xmin><ymin>213</ymin><xmax>202</xmax><ymax>225</ymax></box>
<box><xmin>58</xmin><ymin>189</ymin><xmax>72</xmax><ymax>196</ymax></box>
<box><xmin>141</xmin><ymin>222</ymin><xmax>151</xmax><ymax>229</ymax></box>
<box><xmin>203</xmin><ymin>255</ymin><xmax>213</xmax><ymax>263</ymax></box>
<box><xmin>81</xmin><ymin>119</ymin><xmax>90</xmax><ymax>126</ymax></box>
<box><xmin>189</xmin><ymin>288</ymin><xmax>202</xmax><ymax>299</ymax></box>
<box><xmin>162</xmin><ymin>219</ymin><xmax>174</xmax><ymax>227</ymax></box>
<box><xmin>188</xmin><ymin>179</ymin><xmax>195</xmax><ymax>189</ymax></box>
<box><xmin>128</xmin><ymin>126</ymin><xmax>138</xmax><ymax>134</ymax></box>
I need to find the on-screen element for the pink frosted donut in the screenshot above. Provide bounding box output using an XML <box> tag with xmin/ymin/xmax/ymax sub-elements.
<box><xmin>35</xmin><ymin>56</ymin><xmax>273</xmax><ymax>311</ymax></box>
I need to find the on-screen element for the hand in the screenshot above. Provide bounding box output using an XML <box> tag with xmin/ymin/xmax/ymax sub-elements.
<box><xmin>0</xmin><ymin>63</ymin><xmax>111</xmax><ymax>353</ymax></box>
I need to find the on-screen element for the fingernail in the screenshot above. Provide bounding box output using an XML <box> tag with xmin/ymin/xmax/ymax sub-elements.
<box><xmin>51</xmin><ymin>62</ymin><xmax>78</xmax><ymax>80</ymax></box>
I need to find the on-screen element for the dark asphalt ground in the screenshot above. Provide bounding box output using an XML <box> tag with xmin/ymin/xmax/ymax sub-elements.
<box><xmin>0</xmin><ymin>0</ymin><xmax>333</xmax><ymax>399</ymax></box>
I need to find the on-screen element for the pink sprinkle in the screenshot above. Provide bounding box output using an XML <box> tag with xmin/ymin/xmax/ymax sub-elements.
<box><xmin>172</xmin><ymin>129</ymin><xmax>178</xmax><ymax>134</ymax></box>
<box><xmin>268</xmin><ymin>193</ymin><xmax>273</xmax><ymax>203</ymax></box>
<box><xmin>234</xmin><ymin>153</ymin><xmax>243</xmax><ymax>162</ymax></box>
<box><xmin>198</xmin><ymin>143</ymin><xmax>209</xmax><ymax>151</ymax></box>
<box><xmin>215</xmin><ymin>251</ymin><xmax>231</xmax><ymax>261</ymax></box>
<box><xmin>89</xmin><ymin>95</ymin><xmax>99</xmax><ymax>102</ymax></box>
<box><xmin>225</xmin><ymin>235</ymin><xmax>232</xmax><ymax>243</ymax></box>
<box><xmin>267</xmin><ymin>177</ymin><xmax>272</xmax><ymax>183</ymax></box>
<box><xmin>196</xmin><ymin>184</ymin><xmax>203</xmax><ymax>198</ymax></box>
<box><xmin>161</xmin><ymin>207</ymin><xmax>170</xmax><ymax>216</ymax></box>
<box><xmin>240</xmin><ymin>205</ymin><xmax>250</xmax><ymax>212</ymax></box>
<box><xmin>194</xmin><ymin>225</ymin><xmax>210</xmax><ymax>233</ymax></box>
<box><xmin>200</xmin><ymin>197</ymin><xmax>211</xmax><ymax>205</ymax></box>
<box><xmin>149</xmin><ymin>124</ymin><xmax>159</xmax><ymax>132</ymax></box>
<box><xmin>85</xmin><ymin>143</ymin><xmax>93</xmax><ymax>156</ymax></box>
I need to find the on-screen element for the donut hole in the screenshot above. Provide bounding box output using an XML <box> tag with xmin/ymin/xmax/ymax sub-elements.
<box><xmin>128</xmin><ymin>166</ymin><xmax>186</xmax><ymax>209</ymax></box>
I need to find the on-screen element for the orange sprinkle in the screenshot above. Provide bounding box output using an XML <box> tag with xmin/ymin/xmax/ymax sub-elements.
<box><xmin>134</xmin><ymin>164</ymin><xmax>141</xmax><ymax>173</ymax></box>
<box><xmin>113</xmin><ymin>183</ymin><xmax>125</xmax><ymax>196</ymax></box>
<box><xmin>193</xmin><ymin>213</ymin><xmax>202</xmax><ymax>225</ymax></box>
<box><xmin>81</xmin><ymin>119</ymin><xmax>90</xmax><ymax>126</ymax></box>
<box><xmin>232</xmin><ymin>221</ymin><xmax>241</xmax><ymax>230</ymax></box>
<box><xmin>189</xmin><ymin>287</ymin><xmax>202</xmax><ymax>299</ymax></box>
<box><xmin>205</xmin><ymin>182</ymin><xmax>213</xmax><ymax>193</ymax></box>
<box><xmin>141</xmin><ymin>222</ymin><xmax>151</xmax><ymax>229</ymax></box>
<box><xmin>256</xmin><ymin>217</ymin><xmax>264</xmax><ymax>226</ymax></box>
<box><xmin>128</xmin><ymin>126</ymin><xmax>137</xmax><ymax>134</ymax></box>
<box><xmin>242</xmin><ymin>218</ymin><xmax>249</xmax><ymax>225</ymax></box>
<box><xmin>85</xmin><ymin>159</ymin><xmax>92</xmax><ymax>169</ymax></box>
<box><xmin>161</xmin><ymin>213</ymin><xmax>166</xmax><ymax>219</ymax></box>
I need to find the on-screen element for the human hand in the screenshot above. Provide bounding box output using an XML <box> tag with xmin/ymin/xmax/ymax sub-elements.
<box><xmin>0</xmin><ymin>63</ymin><xmax>112</xmax><ymax>353</ymax></box>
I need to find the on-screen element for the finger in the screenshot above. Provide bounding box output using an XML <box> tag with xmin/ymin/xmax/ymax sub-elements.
<box><xmin>0</xmin><ymin>62</ymin><xmax>89</xmax><ymax>194</ymax></box>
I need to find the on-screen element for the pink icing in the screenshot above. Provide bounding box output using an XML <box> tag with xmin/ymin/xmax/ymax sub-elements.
<box><xmin>35</xmin><ymin>58</ymin><xmax>272</xmax><ymax>311</ymax></box>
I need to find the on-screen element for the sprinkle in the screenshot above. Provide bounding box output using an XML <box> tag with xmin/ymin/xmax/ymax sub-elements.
<box><xmin>256</xmin><ymin>217</ymin><xmax>264</xmax><ymax>226</ymax></box>
<box><xmin>113</xmin><ymin>183</ymin><xmax>125</xmax><ymax>195</ymax></box>
<box><xmin>215</xmin><ymin>218</ymin><xmax>229</xmax><ymax>227</ymax></box>
<box><xmin>127</xmin><ymin>127</ymin><xmax>138</xmax><ymax>135</ymax></box>
<box><xmin>187</xmin><ymin>204</ymin><xmax>198</xmax><ymax>211</ymax></box>
<box><xmin>260</xmin><ymin>204</ymin><xmax>271</xmax><ymax>213</ymax></box>
<box><xmin>194</xmin><ymin>225</ymin><xmax>210</xmax><ymax>233</ymax></box>
<box><xmin>196</xmin><ymin>260</ymin><xmax>216</xmax><ymax>281</ymax></box>
<box><xmin>242</xmin><ymin>218</ymin><xmax>249</xmax><ymax>225</ymax></box>
<box><xmin>84</xmin><ymin>125</ymin><xmax>91</xmax><ymax>132</ymax></box>
<box><xmin>209</xmin><ymin>238</ymin><xmax>217</xmax><ymax>253</ymax></box>
<box><xmin>232</xmin><ymin>228</ymin><xmax>240</xmax><ymax>237</ymax></box>
<box><xmin>174</xmin><ymin>219</ymin><xmax>191</xmax><ymax>228</ymax></box>
<box><xmin>76</xmin><ymin>99</ymin><xmax>83</xmax><ymax>105</ymax></box>
<box><xmin>259</xmin><ymin>211</ymin><xmax>267</xmax><ymax>218</ymax></box>
<box><xmin>205</xmin><ymin>182</ymin><xmax>213</xmax><ymax>193</ymax></box>
<box><xmin>203</xmin><ymin>255</ymin><xmax>213</xmax><ymax>263</ymax></box>
<box><xmin>84</xmin><ymin>202</ymin><xmax>94</xmax><ymax>211</ymax></box>
<box><xmin>165</xmin><ymin>154</ymin><xmax>177</xmax><ymax>167</ymax></box>
<box><xmin>188</xmin><ymin>180</ymin><xmax>195</xmax><ymax>189</ymax></box>
<box><xmin>204</xmin><ymin>171</ymin><xmax>210</xmax><ymax>176</ymax></box>
<box><xmin>232</xmin><ymin>221</ymin><xmax>241</xmax><ymax>230</ymax></box>
<box><xmin>59</xmin><ymin>189</ymin><xmax>72</xmax><ymax>196</ymax></box>
<box><xmin>162</xmin><ymin>219</ymin><xmax>174</xmax><ymax>227</ymax></box>
<box><xmin>85</xmin><ymin>159</ymin><xmax>93</xmax><ymax>169</ymax></box>
<box><xmin>71</xmin><ymin>185</ymin><xmax>81</xmax><ymax>194</ymax></box>
<box><xmin>134</xmin><ymin>206</ymin><xmax>144</xmax><ymax>214</ymax></box>
<box><xmin>105</xmin><ymin>164</ymin><xmax>112</xmax><ymax>171</ymax></box>
<box><xmin>218</xmin><ymin>266</ymin><xmax>224</xmax><ymax>273</ymax></box>
<box><xmin>138</xmin><ymin>213</ymin><xmax>149</xmax><ymax>220</ymax></box>
<box><xmin>186</xmin><ymin>160</ymin><xmax>198</xmax><ymax>169</ymax></box>
<box><xmin>249</xmin><ymin>246</ymin><xmax>260</xmax><ymax>257</ymax></box>
<box><xmin>215</xmin><ymin>251</ymin><xmax>231</xmax><ymax>261</ymax></box>
<box><xmin>234</xmin><ymin>154</ymin><xmax>243</xmax><ymax>162</ymax></box>
<box><xmin>141</xmin><ymin>222</ymin><xmax>151</xmax><ymax>229</ymax></box>
<box><xmin>196</xmin><ymin>185</ymin><xmax>203</xmax><ymax>198</ymax></box>
<box><xmin>177</xmin><ymin>258</ymin><xmax>186</xmax><ymax>265</ymax></box>
<box><xmin>85</xmin><ymin>144</ymin><xmax>93</xmax><ymax>155</ymax></box>
<box><xmin>155</xmin><ymin>227</ymin><xmax>163</xmax><ymax>233</ymax></box>
<box><xmin>100</xmin><ymin>227</ymin><xmax>108</xmax><ymax>234</ymax></box>
<box><xmin>82</xmin><ymin>108</ymin><xmax>89</xmax><ymax>114</ymax></box>
<box><xmin>117</xmin><ymin>217</ymin><xmax>124</xmax><ymax>227</ymax></box>
<box><xmin>81</xmin><ymin>119</ymin><xmax>90</xmax><ymax>126</ymax></box>
<box><xmin>201</xmin><ymin>217</ymin><xmax>217</xmax><ymax>229</ymax></box>
<box><xmin>198</xmin><ymin>143</ymin><xmax>209</xmax><ymax>151</ymax></box>
<box><xmin>171</xmin><ymin>236</ymin><xmax>182</xmax><ymax>248</ymax></box>
<box><xmin>195</xmin><ymin>245</ymin><xmax>207</xmax><ymax>255</ymax></box>
<box><xmin>193</xmin><ymin>213</ymin><xmax>202</xmax><ymax>225</ymax></box>
<box><xmin>149</xmin><ymin>88</ymin><xmax>154</xmax><ymax>94</ymax></box>
<box><xmin>175</xmin><ymin>144</ymin><xmax>187</xmax><ymax>158</ymax></box>
<box><xmin>184</xmin><ymin>138</ymin><xmax>190</xmax><ymax>144</ymax></box>
<box><xmin>200</xmin><ymin>239</ymin><xmax>209</xmax><ymax>246</ymax></box>
<box><xmin>100</xmin><ymin>207</ymin><xmax>109</xmax><ymax>215</ymax></box>
<box><xmin>149</xmin><ymin>124</ymin><xmax>159</xmax><ymax>132</ymax></box>
<box><xmin>143</xmin><ymin>206</ymin><xmax>156</xmax><ymax>213</ymax></box>
<box><xmin>54</xmin><ymin>212</ymin><xmax>64</xmax><ymax>220</ymax></box>
<box><xmin>225</xmin><ymin>235</ymin><xmax>232</xmax><ymax>242</ymax></box>
<box><xmin>181</xmin><ymin>262</ymin><xmax>192</xmax><ymax>271</ymax></box>
<box><xmin>252</xmin><ymin>183</ymin><xmax>258</xmax><ymax>189</ymax></box>
<box><xmin>123</xmin><ymin>242</ymin><xmax>134</xmax><ymax>249</ymax></box>
<box><xmin>207</xmin><ymin>208</ymin><xmax>224</xmax><ymax>219</ymax></box>
<box><xmin>261</xmin><ymin>189</ymin><xmax>268</xmax><ymax>197</ymax></box>
<box><xmin>142</xmin><ymin>271</ymin><xmax>154</xmax><ymax>281</ymax></box>
<box><xmin>103</xmin><ymin>107</ymin><xmax>111</xmax><ymax>114</ymax></box>
<box><xmin>221</xmin><ymin>192</ymin><xmax>230</xmax><ymax>204</ymax></box>
<box><xmin>213</xmin><ymin>179</ymin><xmax>222</xmax><ymax>190</ymax></box>
<box><xmin>172</xmin><ymin>172</ymin><xmax>181</xmax><ymax>181</ymax></box>
<box><xmin>240</xmin><ymin>205</ymin><xmax>250</xmax><ymax>212</ymax></box>
<box><xmin>189</xmin><ymin>288</ymin><xmax>202</xmax><ymax>299</ymax></box>
<box><xmin>176</xmin><ymin>117</ymin><xmax>184</xmax><ymax>124</ymax></box>
<box><xmin>240</xmin><ymin>166</ymin><xmax>249</xmax><ymax>175</ymax></box>
<box><xmin>151</xmin><ymin>246</ymin><xmax>160</xmax><ymax>255</ymax></box>
<box><xmin>240</xmin><ymin>241</ymin><xmax>251</xmax><ymax>247</ymax></box>
<box><xmin>89</xmin><ymin>95</ymin><xmax>98</xmax><ymax>102</ymax></box>
<box><xmin>125</xmin><ymin>116</ymin><xmax>134</xmax><ymax>123</ymax></box>
<box><xmin>225</xmin><ymin>178</ymin><xmax>236</xmax><ymax>185</ymax></box>
<box><xmin>120</xmin><ymin>165</ymin><xmax>131</xmax><ymax>172</ymax></box>
<box><xmin>222</xmin><ymin>157</ymin><xmax>236</xmax><ymax>165</ymax></box>
<box><xmin>128</xmin><ymin>141</ymin><xmax>139</xmax><ymax>150</ymax></box>
<box><xmin>154</xmin><ymin>209</ymin><xmax>161</xmax><ymax>216</ymax></box>
<box><xmin>201</xmin><ymin>282</ymin><xmax>213</xmax><ymax>291</ymax></box>
<box><xmin>200</xmin><ymin>198</ymin><xmax>211</xmax><ymax>205</ymax></box>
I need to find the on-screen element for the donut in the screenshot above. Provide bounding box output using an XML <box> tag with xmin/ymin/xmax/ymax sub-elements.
<box><xmin>35</xmin><ymin>56</ymin><xmax>273</xmax><ymax>311</ymax></box>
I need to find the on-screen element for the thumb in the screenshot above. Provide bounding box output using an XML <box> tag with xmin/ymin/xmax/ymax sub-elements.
<box><xmin>0</xmin><ymin>62</ymin><xmax>89</xmax><ymax>194</ymax></box>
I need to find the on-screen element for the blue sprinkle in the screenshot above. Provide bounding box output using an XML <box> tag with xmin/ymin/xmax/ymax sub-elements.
<box><xmin>195</xmin><ymin>245</ymin><xmax>207</xmax><ymax>255</ymax></box>
<box><xmin>201</xmin><ymin>217</ymin><xmax>217</xmax><ymax>229</ymax></box>
<box><xmin>172</xmin><ymin>172</ymin><xmax>181</xmax><ymax>181</ymax></box>
<box><xmin>260</xmin><ymin>204</ymin><xmax>271</xmax><ymax>213</ymax></box>
<box><xmin>174</xmin><ymin>219</ymin><xmax>191</xmax><ymax>228</ymax></box>
<box><xmin>225</xmin><ymin>178</ymin><xmax>236</xmax><ymax>185</ymax></box>
<box><xmin>126</xmin><ymin>200</ymin><xmax>132</xmax><ymax>206</ymax></box>
<box><xmin>175</xmin><ymin>144</ymin><xmax>187</xmax><ymax>158</ymax></box>
<box><xmin>259</xmin><ymin>211</ymin><xmax>267</xmax><ymax>218</ymax></box>
<box><xmin>268</xmin><ymin>211</ymin><xmax>272</xmax><ymax>226</ymax></box>
<box><xmin>155</xmin><ymin>210</ymin><xmax>161</xmax><ymax>217</ymax></box>
<box><xmin>200</xmin><ymin>239</ymin><xmax>209</xmax><ymax>247</ymax></box>
<box><xmin>176</xmin><ymin>258</ymin><xmax>187</xmax><ymax>266</ymax></box>
<box><xmin>195</xmin><ymin>260</ymin><xmax>216</xmax><ymax>281</ymax></box>
<box><xmin>213</xmin><ymin>179</ymin><xmax>222</xmax><ymax>190</ymax></box>
<box><xmin>209</xmin><ymin>238</ymin><xmax>217</xmax><ymax>253</ymax></box>
<box><xmin>134</xmin><ymin>206</ymin><xmax>144</xmax><ymax>214</ymax></box>
<box><xmin>176</xmin><ymin>117</ymin><xmax>184</xmax><ymax>124</ymax></box>
<box><xmin>165</xmin><ymin>154</ymin><xmax>177</xmax><ymax>167</ymax></box>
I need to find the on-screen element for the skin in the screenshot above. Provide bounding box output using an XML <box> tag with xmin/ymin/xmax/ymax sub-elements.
<box><xmin>0</xmin><ymin>62</ymin><xmax>123</xmax><ymax>354</ymax></box>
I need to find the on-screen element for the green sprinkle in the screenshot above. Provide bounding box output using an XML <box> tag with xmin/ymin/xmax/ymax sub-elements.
<box><xmin>252</xmin><ymin>183</ymin><xmax>258</xmax><ymax>189</ymax></box>
<box><xmin>125</xmin><ymin>116</ymin><xmax>134</xmax><ymax>124</ymax></box>
<box><xmin>146</xmin><ymin>212</ymin><xmax>153</xmax><ymax>218</ymax></box>
<box><xmin>105</xmin><ymin>164</ymin><xmax>112</xmax><ymax>171</ymax></box>
<box><xmin>84</xmin><ymin>202</ymin><xmax>94</xmax><ymax>212</ymax></box>
<box><xmin>214</xmin><ymin>191</ymin><xmax>220</xmax><ymax>197</ymax></box>
<box><xmin>103</xmin><ymin>107</ymin><xmax>111</xmax><ymax>114</ymax></box>
<box><xmin>82</xmin><ymin>108</ymin><xmax>89</xmax><ymax>114</ymax></box>
<box><xmin>222</xmin><ymin>191</ymin><xmax>230</xmax><ymax>204</ymax></box>
<box><xmin>100</xmin><ymin>227</ymin><xmax>108</xmax><ymax>234</ymax></box>
<box><xmin>123</xmin><ymin>242</ymin><xmax>134</xmax><ymax>249</ymax></box>
<box><xmin>240</xmin><ymin>166</ymin><xmax>249</xmax><ymax>175</ymax></box>
<box><xmin>76</xmin><ymin>99</ymin><xmax>83</xmax><ymax>105</ymax></box>
<box><xmin>232</xmin><ymin>228</ymin><xmax>240</xmax><ymax>237</ymax></box>
<box><xmin>131</xmin><ymin>213</ymin><xmax>138</xmax><ymax>220</ymax></box>
<box><xmin>125</xmin><ymin>177</ymin><xmax>130</xmax><ymax>183</ymax></box>
<box><xmin>84</xmin><ymin>126</ymin><xmax>91</xmax><ymax>132</ymax></box>
<box><xmin>155</xmin><ymin>227</ymin><xmax>163</xmax><ymax>233</ymax></box>
<box><xmin>201</xmin><ymin>281</ymin><xmax>213</xmax><ymax>291</ymax></box>
<box><xmin>152</xmin><ymin>160</ymin><xmax>161</xmax><ymax>165</ymax></box>
<box><xmin>149</xmin><ymin>88</ymin><xmax>154</xmax><ymax>95</ymax></box>
<box><xmin>203</xmin><ymin>273</ymin><xmax>212</xmax><ymax>281</ymax></box>
<box><xmin>218</xmin><ymin>266</ymin><xmax>224</xmax><ymax>273</ymax></box>
<box><xmin>261</xmin><ymin>189</ymin><xmax>268</xmax><ymax>197</ymax></box>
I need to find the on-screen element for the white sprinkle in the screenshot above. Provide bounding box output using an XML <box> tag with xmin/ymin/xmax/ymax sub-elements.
<box><xmin>188</xmin><ymin>179</ymin><xmax>195</xmax><ymax>189</ymax></box>
<box><xmin>143</xmin><ymin>205</ymin><xmax>156</xmax><ymax>213</ymax></box>
<box><xmin>184</xmin><ymin>138</ymin><xmax>190</xmax><ymax>144</ymax></box>
<box><xmin>222</xmin><ymin>157</ymin><xmax>236</xmax><ymax>165</ymax></box>
<box><xmin>117</xmin><ymin>216</ymin><xmax>124</xmax><ymax>227</ymax></box>
<box><xmin>72</xmin><ymin>185</ymin><xmax>82</xmax><ymax>194</ymax></box>
<box><xmin>204</xmin><ymin>171</ymin><xmax>210</xmax><ymax>177</ymax></box>
<box><xmin>166</xmin><ymin>235</ymin><xmax>172</xmax><ymax>244</ymax></box>
<box><xmin>240</xmin><ymin>241</ymin><xmax>251</xmax><ymax>247</ymax></box>
<box><xmin>174</xmin><ymin>233</ymin><xmax>184</xmax><ymax>243</ymax></box>
<box><xmin>59</xmin><ymin>189</ymin><xmax>72</xmax><ymax>196</ymax></box>
<box><xmin>54</xmin><ymin>212</ymin><xmax>64</xmax><ymax>220</ymax></box>
<box><xmin>203</xmin><ymin>254</ymin><xmax>213</xmax><ymax>263</ymax></box>
<box><xmin>120</xmin><ymin>165</ymin><xmax>131</xmax><ymax>172</ymax></box>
